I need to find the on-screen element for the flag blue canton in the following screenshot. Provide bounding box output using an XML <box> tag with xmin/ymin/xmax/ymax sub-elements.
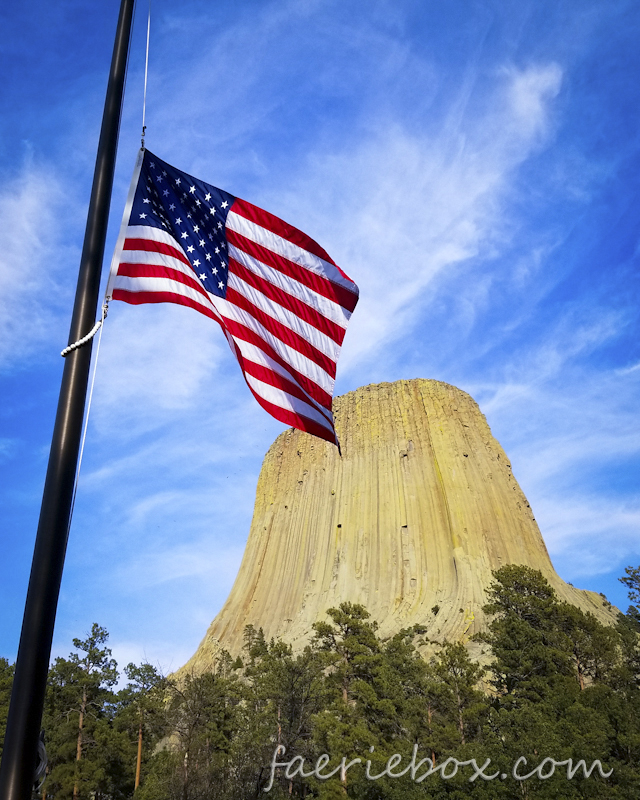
<box><xmin>110</xmin><ymin>148</ymin><xmax>360</xmax><ymax>445</ymax></box>
<box><xmin>130</xmin><ymin>151</ymin><xmax>236</xmax><ymax>298</ymax></box>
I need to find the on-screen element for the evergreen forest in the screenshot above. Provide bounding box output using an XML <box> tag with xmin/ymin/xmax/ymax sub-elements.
<box><xmin>1</xmin><ymin>565</ymin><xmax>639</xmax><ymax>800</ymax></box>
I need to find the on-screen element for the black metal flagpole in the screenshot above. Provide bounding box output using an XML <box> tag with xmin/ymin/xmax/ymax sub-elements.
<box><xmin>0</xmin><ymin>1</ymin><xmax>135</xmax><ymax>798</ymax></box>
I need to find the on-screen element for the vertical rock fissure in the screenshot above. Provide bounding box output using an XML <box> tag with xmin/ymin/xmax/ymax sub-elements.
<box><xmin>177</xmin><ymin>380</ymin><xmax>618</xmax><ymax>670</ymax></box>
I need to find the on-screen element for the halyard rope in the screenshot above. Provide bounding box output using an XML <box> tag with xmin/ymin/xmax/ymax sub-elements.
<box><xmin>60</xmin><ymin>301</ymin><xmax>108</xmax><ymax>357</ymax></box>
<box><xmin>66</xmin><ymin>299</ymin><xmax>108</xmax><ymax>534</ymax></box>
<box><xmin>60</xmin><ymin>0</ymin><xmax>151</xmax><ymax>530</ymax></box>
<box><xmin>141</xmin><ymin>0</ymin><xmax>151</xmax><ymax>147</ymax></box>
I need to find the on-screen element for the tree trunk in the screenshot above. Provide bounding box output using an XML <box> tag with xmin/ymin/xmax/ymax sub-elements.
<box><xmin>455</xmin><ymin>687</ymin><xmax>466</xmax><ymax>744</ymax></box>
<box><xmin>182</xmin><ymin>751</ymin><xmax>188</xmax><ymax>800</ymax></box>
<box><xmin>73</xmin><ymin>688</ymin><xmax>87</xmax><ymax>800</ymax></box>
<box><xmin>427</xmin><ymin>701</ymin><xmax>436</xmax><ymax>765</ymax></box>
<box><xmin>277</xmin><ymin>704</ymin><xmax>281</xmax><ymax>744</ymax></box>
<box><xmin>575</xmin><ymin>653</ymin><xmax>585</xmax><ymax>690</ymax></box>
<box><xmin>134</xmin><ymin>716</ymin><xmax>143</xmax><ymax>790</ymax></box>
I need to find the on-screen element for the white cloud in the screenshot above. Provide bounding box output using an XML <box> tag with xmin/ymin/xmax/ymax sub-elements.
<box><xmin>253</xmin><ymin>64</ymin><xmax>566</xmax><ymax>375</ymax></box>
<box><xmin>0</xmin><ymin>438</ymin><xmax>18</xmax><ymax>463</ymax></box>
<box><xmin>113</xmin><ymin>541</ymin><xmax>244</xmax><ymax>591</ymax></box>
<box><xmin>0</xmin><ymin>159</ymin><xmax>74</xmax><ymax>367</ymax></box>
<box><xmin>474</xmin><ymin>324</ymin><xmax>640</xmax><ymax>583</ymax></box>
<box><xmin>502</xmin><ymin>63</ymin><xmax>563</xmax><ymax>145</ymax></box>
<box><xmin>617</xmin><ymin>360</ymin><xmax>640</xmax><ymax>376</ymax></box>
<box><xmin>536</xmin><ymin>495</ymin><xmax>640</xmax><ymax>577</ymax></box>
<box><xmin>91</xmin><ymin>303</ymin><xmax>227</xmax><ymax>436</ymax></box>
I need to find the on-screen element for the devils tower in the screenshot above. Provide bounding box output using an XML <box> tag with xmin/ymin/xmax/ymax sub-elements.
<box><xmin>182</xmin><ymin>379</ymin><xmax>615</xmax><ymax>671</ymax></box>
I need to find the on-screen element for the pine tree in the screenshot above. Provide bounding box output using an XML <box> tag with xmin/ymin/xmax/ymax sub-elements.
<box><xmin>147</xmin><ymin>661</ymin><xmax>241</xmax><ymax>800</ymax></box>
<box><xmin>430</xmin><ymin>642</ymin><xmax>486</xmax><ymax>748</ymax></box>
<box><xmin>477</xmin><ymin>565</ymin><xmax>637</xmax><ymax>799</ymax></box>
<box><xmin>477</xmin><ymin>565</ymin><xmax>575</xmax><ymax>702</ymax></box>
<box><xmin>114</xmin><ymin>662</ymin><xmax>167</xmax><ymax>794</ymax></box>
<box><xmin>310</xmin><ymin>604</ymin><xmax>413</xmax><ymax>799</ymax></box>
<box><xmin>0</xmin><ymin>657</ymin><xmax>14</xmax><ymax>762</ymax></box>
<box><xmin>42</xmin><ymin>624</ymin><xmax>118</xmax><ymax>799</ymax></box>
<box><xmin>619</xmin><ymin>566</ymin><xmax>640</xmax><ymax>627</ymax></box>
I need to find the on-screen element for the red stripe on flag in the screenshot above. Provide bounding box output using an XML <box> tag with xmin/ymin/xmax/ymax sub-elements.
<box><xmin>117</xmin><ymin>262</ymin><xmax>208</xmax><ymax>300</ymax></box>
<box><xmin>226</xmin><ymin>228</ymin><xmax>358</xmax><ymax>313</ymax></box>
<box><xmin>112</xmin><ymin>288</ymin><xmax>220</xmax><ymax>323</ymax></box>
<box><xmin>246</xmin><ymin>387</ymin><xmax>336</xmax><ymax>443</ymax></box>
<box><xmin>225</xmin><ymin>286</ymin><xmax>337</xmax><ymax>380</ymax></box>
<box><xmin>238</xmin><ymin>358</ymin><xmax>333</xmax><ymax>425</ymax></box>
<box><xmin>229</xmin><ymin>256</ymin><xmax>346</xmax><ymax>345</ymax></box>
<box><xmin>221</xmin><ymin>318</ymin><xmax>333</xmax><ymax>410</ymax></box>
<box><xmin>123</xmin><ymin>237</ymin><xmax>191</xmax><ymax>267</ymax></box>
<box><xmin>231</xmin><ymin>197</ymin><xmax>337</xmax><ymax>267</ymax></box>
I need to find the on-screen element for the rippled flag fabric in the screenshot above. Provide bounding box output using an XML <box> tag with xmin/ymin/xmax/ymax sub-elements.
<box><xmin>106</xmin><ymin>149</ymin><xmax>359</xmax><ymax>444</ymax></box>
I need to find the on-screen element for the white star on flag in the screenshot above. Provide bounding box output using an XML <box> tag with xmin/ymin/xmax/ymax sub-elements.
<box><xmin>107</xmin><ymin>148</ymin><xmax>359</xmax><ymax>445</ymax></box>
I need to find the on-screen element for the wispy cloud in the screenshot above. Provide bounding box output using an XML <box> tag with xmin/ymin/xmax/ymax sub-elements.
<box><xmin>535</xmin><ymin>495</ymin><xmax>640</xmax><ymax>577</ymax></box>
<box><xmin>617</xmin><ymin>360</ymin><xmax>640</xmax><ymax>376</ymax></box>
<box><xmin>0</xmin><ymin>158</ymin><xmax>75</xmax><ymax>368</ymax></box>
<box><xmin>113</xmin><ymin>541</ymin><xmax>244</xmax><ymax>592</ymax></box>
<box><xmin>91</xmin><ymin>304</ymin><xmax>227</xmax><ymax>434</ymax></box>
<box><xmin>473</xmin><ymin>314</ymin><xmax>640</xmax><ymax>583</ymax></box>
<box><xmin>258</xmin><ymin>65</ymin><xmax>565</xmax><ymax>374</ymax></box>
<box><xmin>3</xmin><ymin>0</ymin><xmax>638</xmax><ymax>667</ymax></box>
<box><xmin>0</xmin><ymin>438</ymin><xmax>18</xmax><ymax>463</ymax></box>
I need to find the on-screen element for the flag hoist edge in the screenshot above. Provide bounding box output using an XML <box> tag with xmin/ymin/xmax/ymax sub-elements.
<box><xmin>106</xmin><ymin>149</ymin><xmax>359</xmax><ymax>445</ymax></box>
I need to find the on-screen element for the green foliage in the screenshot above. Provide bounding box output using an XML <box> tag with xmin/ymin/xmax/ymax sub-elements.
<box><xmin>475</xmin><ymin>564</ymin><xmax>640</xmax><ymax>799</ymax></box>
<box><xmin>28</xmin><ymin>564</ymin><xmax>640</xmax><ymax>798</ymax></box>
<box><xmin>620</xmin><ymin>566</ymin><xmax>640</xmax><ymax>625</ymax></box>
<box><xmin>0</xmin><ymin>657</ymin><xmax>14</xmax><ymax>761</ymax></box>
<box><xmin>115</xmin><ymin>661</ymin><xmax>168</xmax><ymax>795</ymax></box>
<box><xmin>42</xmin><ymin>623</ymin><xmax>121</xmax><ymax>799</ymax></box>
<box><xmin>40</xmin><ymin>625</ymin><xmax>166</xmax><ymax>799</ymax></box>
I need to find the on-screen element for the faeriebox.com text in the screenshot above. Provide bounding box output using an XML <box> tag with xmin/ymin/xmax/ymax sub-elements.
<box><xmin>264</xmin><ymin>745</ymin><xmax>613</xmax><ymax>791</ymax></box>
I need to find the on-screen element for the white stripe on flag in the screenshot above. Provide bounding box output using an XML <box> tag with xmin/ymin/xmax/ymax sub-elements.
<box><xmin>212</xmin><ymin>296</ymin><xmax>336</xmax><ymax>395</ymax></box>
<box><xmin>227</xmin><ymin>273</ymin><xmax>341</xmax><ymax>361</ymax></box>
<box><xmin>125</xmin><ymin>224</ymin><xmax>189</xmax><ymax>250</ymax></box>
<box><xmin>226</xmin><ymin>211</ymin><xmax>355</xmax><ymax>293</ymax></box>
<box><xmin>232</xmin><ymin>338</ymin><xmax>334</xmax><ymax>423</ymax></box>
<box><xmin>228</xmin><ymin>243</ymin><xmax>351</xmax><ymax>328</ymax></box>
<box><xmin>113</xmin><ymin>274</ymin><xmax>216</xmax><ymax>314</ymax></box>
<box><xmin>243</xmin><ymin>372</ymin><xmax>335</xmax><ymax>435</ymax></box>
<box><xmin>118</xmin><ymin>247</ymin><xmax>193</xmax><ymax>275</ymax></box>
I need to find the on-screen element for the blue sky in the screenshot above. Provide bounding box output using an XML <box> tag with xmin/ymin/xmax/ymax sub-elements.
<box><xmin>1</xmin><ymin>0</ymin><xmax>638</xmax><ymax>672</ymax></box>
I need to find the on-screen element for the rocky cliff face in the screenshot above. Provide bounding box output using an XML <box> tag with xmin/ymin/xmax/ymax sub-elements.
<box><xmin>182</xmin><ymin>379</ymin><xmax>615</xmax><ymax>671</ymax></box>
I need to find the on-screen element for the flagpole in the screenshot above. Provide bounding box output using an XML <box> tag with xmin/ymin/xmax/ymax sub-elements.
<box><xmin>0</xmin><ymin>1</ymin><xmax>135</xmax><ymax>798</ymax></box>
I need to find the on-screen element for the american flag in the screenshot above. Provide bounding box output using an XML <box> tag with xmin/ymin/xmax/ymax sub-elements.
<box><xmin>106</xmin><ymin>149</ymin><xmax>359</xmax><ymax>444</ymax></box>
